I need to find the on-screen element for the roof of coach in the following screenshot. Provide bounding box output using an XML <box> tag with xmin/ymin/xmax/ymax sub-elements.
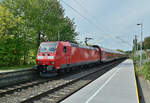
<box><xmin>101</xmin><ymin>47</ymin><xmax>124</xmax><ymax>54</ymax></box>
<box><xmin>91</xmin><ymin>45</ymin><xmax>124</xmax><ymax>54</ymax></box>
<box><xmin>70</xmin><ymin>43</ymin><xmax>96</xmax><ymax>50</ymax></box>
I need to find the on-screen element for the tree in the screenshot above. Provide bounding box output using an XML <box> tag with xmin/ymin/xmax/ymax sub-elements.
<box><xmin>0</xmin><ymin>5</ymin><xmax>23</xmax><ymax>37</ymax></box>
<box><xmin>2</xmin><ymin>0</ymin><xmax>77</xmax><ymax>44</ymax></box>
<box><xmin>0</xmin><ymin>5</ymin><xmax>26</xmax><ymax>66</ymax></box>
<box><xmin>0</xmin><ymin>0</ymin><xmax>78</xmax><ymax>66</ymax></box>
<box><xmin>144</xmin><ymin>36</ymin><xmax>150</xmax><ymax>50</ymax></box>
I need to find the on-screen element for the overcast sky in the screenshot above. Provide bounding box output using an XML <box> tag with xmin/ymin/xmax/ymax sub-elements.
<box><xmin>60</xmin><ymin>0</ymin><xmax>150</xmax><ymax>51</ymax></box>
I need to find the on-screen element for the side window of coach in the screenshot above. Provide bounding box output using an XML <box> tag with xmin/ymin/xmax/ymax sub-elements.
<box><xmin>63</xmin><ymin>46</ymin><xmax>67</xmax><ymax>53</ymax></box>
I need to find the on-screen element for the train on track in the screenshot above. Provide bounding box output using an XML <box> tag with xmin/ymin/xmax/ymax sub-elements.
<box><xmin>36</xmin><ymin>41</ymin><xmax>124</xmax><ymax>76</ymax></box>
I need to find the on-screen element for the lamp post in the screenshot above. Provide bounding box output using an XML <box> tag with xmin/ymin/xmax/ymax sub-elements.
<box><xmin>137</xmin><ymin>23</ymin><xmax>143</xmax><ymax>67</ymax></box>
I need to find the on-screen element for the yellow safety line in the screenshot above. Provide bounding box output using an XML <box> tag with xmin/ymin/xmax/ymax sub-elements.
<box><xmin>133</xmin><ymin>66</ymin><xmax>140</xmax><ymax>103</ymax></box>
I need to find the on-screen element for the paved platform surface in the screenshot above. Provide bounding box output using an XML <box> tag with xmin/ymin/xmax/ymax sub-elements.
<box><xmin>61</xmin><ymin>59</ymin><xmax>139</xmax><ymax>103</ymax></box>
<box><xmin>138</xmin><ymin>76</ymin><xmax>150</xmax><ymax>103</ymax></box>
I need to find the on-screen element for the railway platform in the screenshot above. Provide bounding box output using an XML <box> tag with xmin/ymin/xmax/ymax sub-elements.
<box><xmin>61</xmin><ymin>59</ymin><xmax>139</xmax><ymax>103</ymax></box>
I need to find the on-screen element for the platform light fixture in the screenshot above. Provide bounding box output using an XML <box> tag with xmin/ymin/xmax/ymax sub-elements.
<box><xmin>137</xmin><ymin>23</ymin><xmax>143</xmax><ymax>67</ymax></box>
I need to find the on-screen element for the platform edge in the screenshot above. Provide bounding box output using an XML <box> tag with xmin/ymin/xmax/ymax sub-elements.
<box><xmin>133</xmin><ymin>65</ymin><xmax>140</xmax><ymax>103</ymax></box>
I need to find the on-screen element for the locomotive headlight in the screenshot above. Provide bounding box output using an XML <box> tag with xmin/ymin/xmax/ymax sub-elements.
<box><xmin>37</xmin><ymin>56</ymin><xmax>44</xmax><ymax>59</ymax></box>
<box><xmin>48</xmin><ymin>56</ymin><xmax>54</xmax><ymax>59</ymax></box>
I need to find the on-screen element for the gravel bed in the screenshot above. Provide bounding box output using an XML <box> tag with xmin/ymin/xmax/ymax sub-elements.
<box><xmin>0</xmin><ymin>78</ymin><xmax>51</xmax><ymax>97</ymax></box>
<box><xmin>0</xmin><ymin>60</ymin><xmax>123</xmax><ymax>103</ymax></box>
<box><xmin>0</xmin><ymin>65</ymin><xmax>103</xmax><ymax>103</ymax></box>
<box><xmin>34</xmin><ymin>64</ymin><xmax>112</xmax><ymax>103</ymax></box>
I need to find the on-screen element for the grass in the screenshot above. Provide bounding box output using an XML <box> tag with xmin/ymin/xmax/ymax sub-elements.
<box><xmin>135</xmin><ymin>61</ymin><xmax>150</xmax><ymax>80</ymax></box>
<box><xmin>132</xmin><ymin>52</ymin><xmax>150</xmax><ymax>80</ymax></box>
<box><xmin>0</xmin><ymin>64</ymin><xmax>35</xmax><ymax>71</ymax></box>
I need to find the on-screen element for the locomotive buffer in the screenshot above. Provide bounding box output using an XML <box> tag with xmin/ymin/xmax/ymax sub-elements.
<box><xmin>61</xmin><ymin>59</ymin><xmax>139</xmax><ymax>103</ymax></box>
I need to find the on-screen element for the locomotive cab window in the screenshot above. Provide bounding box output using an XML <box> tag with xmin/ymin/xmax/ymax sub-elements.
<box><xmin>38</xmin><ymin>42</ymin><xmax>57</xmax><ymax>52</ymax></box>
<box><xmin>63</xmin><ymin>46</ymin><xmax>67</xmax><ymax>53</ymax></box>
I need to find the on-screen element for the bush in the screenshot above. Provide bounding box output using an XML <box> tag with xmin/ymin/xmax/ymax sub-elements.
<box><xmin>142</xmin><ymin>62</ymin><xmax>150</xmax><ymax>80</ymax></box>
<box><xmin>136</xmin><ymin>61</ymin><xmax>150</xmax><ymax>80</ymax></box>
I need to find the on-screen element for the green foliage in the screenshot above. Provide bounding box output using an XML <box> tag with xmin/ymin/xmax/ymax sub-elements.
<box><xmin>0</xmin><ymin>0</ymin><xmax>78</xmax><ymax>67</ymax></box>
<box><xmin>136</xmin><ymin>42</ymin><xmax>144</xmax><ymax>50</ymax></box>
<box><xmin>0</xmin><ymin>5</ymin><xmax>23</xmax><ymax>37</ymax></box>
<box><xmin>142</xmin><ymin>62</ymin><xmax>150</xmax><ymax>80</ymax></box>
<box><xmin>136</xmin><ymin>61</ymin><xmax>150</xmax><ymax>80</ymax></box>
<box><xmin>0</xmin><ymin>36</ymin><xmax>24</xmax><ymax>66</ymax></box>
<box><xmin>0</xmin><ymin>5</ymin><xmax>25</xmax><ymax>66</ymax></box>
<box><xmin>134</xmin><ymin>52</ymin><xmax>147</xmax><ymax>62</ymax></box>
<box><xmin>2</xmin><ymin>0</ymin><xmax>77</xmax><ymax>43</ymax></box>
<box><xmin>116</xmin><ymin>49</ymin><xmax>124</xmax><ymax>53</ymax></box>
<box><xmin>144</xmin><ymin>36</ymin><xmax>150</xmax><ymax>50</ymax></box>
<box><xmin>135</xmin><ymin>36</ymin><xmax>150</xmax><ymax>50</ymax></box>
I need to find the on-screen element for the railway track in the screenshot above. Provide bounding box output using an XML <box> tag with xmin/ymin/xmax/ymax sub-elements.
<box><xmin>0</xmin><ymin>78</ymin><xmax>51</xmax><ymax>97</ymax></box>
<box><xmin>0</xmin><ymin>68</ymin><xmax>84</xmax><ymax>97</ymax></box>
<box><xmin>0</xmin><ymin>59</ymin><xmax>124</xmax><ymax>103</ymax></box>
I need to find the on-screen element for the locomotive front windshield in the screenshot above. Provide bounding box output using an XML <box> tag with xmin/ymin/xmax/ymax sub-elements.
<box><xmin>38</xmin><ymin>42</ymin><xmax>57</xmax><ymax>52</ymax></box>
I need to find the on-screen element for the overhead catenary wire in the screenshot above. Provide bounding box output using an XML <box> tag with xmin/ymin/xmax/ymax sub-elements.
<box><xmin>61</xmin><ymin>0</ymin><xmax>132</xmax><ymax>47</ymax></box>
<box><xmin>60</xmin><ymin>0</ymin><xmax>106</xmax><ymax>34</ymax></box>
<box><xmin>73</xmin><ymin>0</ymin><xmax>132</xmax><ymax>47</ymax></box>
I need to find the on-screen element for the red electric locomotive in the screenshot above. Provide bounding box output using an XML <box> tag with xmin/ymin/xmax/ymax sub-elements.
<box><xmin>36</xmin><ymin>41</ymin><xmax>100</xmax><ymax>75</ymax></box>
